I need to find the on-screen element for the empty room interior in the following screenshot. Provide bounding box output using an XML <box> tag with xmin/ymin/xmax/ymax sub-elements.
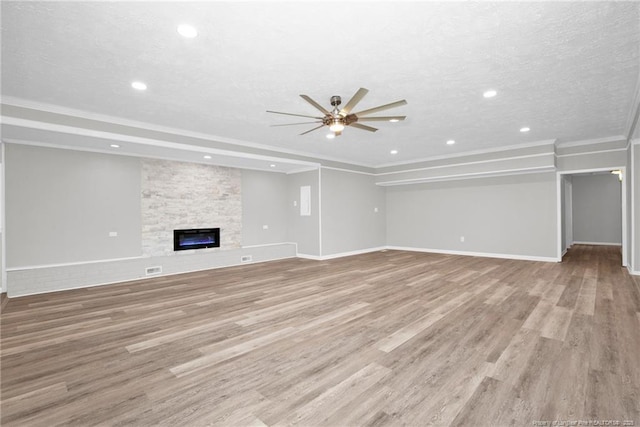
<box><xmin>1</xmin><ymin>2</ymin><xmax>640</xmax><ymax>426</ymax></box>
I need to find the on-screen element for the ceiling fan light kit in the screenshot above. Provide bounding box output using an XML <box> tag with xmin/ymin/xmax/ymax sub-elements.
<box><xmin>267</xmin><ymin>88</ymin><xmax>407</xmax><ymax>137</ymax></box>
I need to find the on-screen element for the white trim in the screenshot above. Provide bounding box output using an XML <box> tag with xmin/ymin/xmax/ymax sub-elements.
<box><xmin>633</xmin><ymin>138</ymin><xmax>640</xmax><ymax>145</ymax></box>
<box><xmin>632</xmin><ymin>143</ymin><xmax>636</xmax><ymax>271</ymax></box>
<box><xmin>6</xmin><ymin>242</ymin><xmax>299</xmax><ymax>271</ymax></box>
<box><xmin>556</xmin><ymin>173</ymin><xmax>563</xmax><ymax>261</ymax></box>
<box><xmin>318</xmin><ymin>167</ymin><xmax>323</xmax><ymax>257</ymax></box>
<box><xmin>5</xmin><ymin>255</ymin><xmax>148</xmax><ymax>272</ymax></box>
<box><xmin>1</xmin><ymin>142</ymin><xmax>5</xmax><ymax>293</ymax></box>
<box><xmin>376</xmin><ymin>165</ymin><xmax>556</xmax><ymax>186</ymax></box>
<box><xmin>242</xmin><ymin>242</ymin><xmax>298</xmax><ymax>249</ymax></box>
<box><xmin>562</xmin><ymin>248</ymin><xmax>568</xmax><ymax>258</ymax></box>
<box><xmin>315</xmin><ymin>247</ymin><xmax>387</xmax><ymax>261</ymax></box>
<box><xmin>627</xmin><ymin>266</ymin><xmax>640</xmax><ymax>276</ymax></box>
<box><xmin>375</xmin><ymin>139</ymin><xmax>557</xmax><ymax>169</ymax></box>
<box><xmin>625</xmin><ymin>75</ymin><xmax>640</xmax><ymax>140</ymax></box>
<box><xmin>7</xmin><ymin>254</ymin><xmax>298</xmax><ymax>298</ymax></box>
<box><xmin>385</xmin><ymin>246</ymin><xmax>559</xmax><ymax>263</ymax></box>
<box><xmin>555</xmin><ymin>147</ymin><xmax>628</xmax><ymax>158</ymax></box>
<box><xmin>286</xmin><ymin>165</ymin><xmax>321</xmax><ymax>175</ymax></box>
<box><xmin>296</xmin><ymin>253</ymin><xmax>324</xmax><ymax>261</ymax></box>
<box><xmin>3</xmin><ymin>137</ymin><xmax>317</xmax><ymax>175</ymax></box>
<box><xmin>1</xmin><ymin>96</ymin><xmax>375</xmax><ymax>168</ymax></box>
<box><xmin>321</xmin><ymin>166</ymin><xmax>376</xmax><ymax>176</ymax></box>
<box><xmin>1</xmin><ymin>117</ymin><xmax>320</xmax><ymax>168</ymax></box>
<box><xmin>375</xmin><ymin>152</ymin><xmax>554</xmax><ymax>176</ymax></box>
<box><xmin>571</xmin><ymin>241</ymin><xmax>623</xmax><ymax>246</ymax></box>
<box><xmin>555</xmin><ymin>135</ymin><xmax>627</xmax><ymax>149</ymax></box>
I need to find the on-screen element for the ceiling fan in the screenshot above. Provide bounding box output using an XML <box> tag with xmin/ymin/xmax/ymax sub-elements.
<box><xmin>267</xmin><ymin>88</ymin><xmax>407</xmax><ymax>137</ymax></box>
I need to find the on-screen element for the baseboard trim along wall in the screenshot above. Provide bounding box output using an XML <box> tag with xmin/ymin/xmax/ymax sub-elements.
<box><xmin>571</xmin><ymin>241</ymin><xmax>623</xmax><ymax>246</ymax></box>
<box><xmin>300</xmin><ymin>245</ymin><xmax>558</xmax><ymax>263</ymax></box>
<box><xmin>5</xmin><ymin>242</ymin><xmax>577</xmax><ymax>297</ymax></box>
<box><xmin>385</xmin><ymin>246</ymin><xmax>560</xmax><ymax>263</ymax></box>
<box><xmin>6</xmin><ymin>243</ymin><xmax>297</xmax><ymax>298</ymax></box>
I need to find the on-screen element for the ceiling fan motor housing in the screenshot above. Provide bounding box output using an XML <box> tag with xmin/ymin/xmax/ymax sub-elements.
<box><xmin>330</xmin><ymin>96</ymin><xmax>342</xmax><ymax>107</ymax></box>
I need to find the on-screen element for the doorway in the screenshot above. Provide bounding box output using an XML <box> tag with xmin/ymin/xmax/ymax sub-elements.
<box><xmin>557</xmin><ymin>167</ymin><xmax>627</xmax><ymax>266</ymax></box>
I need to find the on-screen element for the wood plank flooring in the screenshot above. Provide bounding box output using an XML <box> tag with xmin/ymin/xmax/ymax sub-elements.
<box><xmin>1</xmin><ymin>245</ymin><xmax>639</xmax><ymax>426</ymax></box>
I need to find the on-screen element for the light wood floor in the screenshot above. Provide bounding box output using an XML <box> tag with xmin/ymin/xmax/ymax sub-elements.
<box><xmin>1</xmin><ymin>245</ymin><xmax>639</xmax><ymax>426</ymax></box>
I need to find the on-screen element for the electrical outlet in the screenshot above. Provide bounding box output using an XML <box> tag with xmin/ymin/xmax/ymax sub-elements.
<box><xmin>241</xmin><ymin>255</ymin><xmax>252</xmax><ymax>263</ymax></box>
<box><xmin>374</xmin><ymin>207</ymin><xmax>379</xmax><ymax>213</ymax></box>
<box><xmin>460</xmin><ymin>236</ymin><xmax>465</xmax><ymax>243</ymax></box>
<box><xmin>109</xmin><ymin>231</ymin><xmax>118</xmax><ymax>237</ymax></box>
<box><xmin>262</xmin><ymin>225</ymin><xmax>269</xmax><ymax>230</ymax></box>
<box><xmin>293</xmin><ymin>201</ymin><xmax>298</xmax><ymax>207</ymax></box>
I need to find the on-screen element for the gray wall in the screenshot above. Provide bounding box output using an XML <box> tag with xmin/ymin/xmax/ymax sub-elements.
<box><xmin>242</xmin><ymin>169</ymin><xmax>288</xmax><ymax>246</ymax></box>
<box><xmin>287</xmin><ymin>169</ymin><xmax>320</xmax><ymax>256</ymax></box>
<box><xmin>5</xmin><ymin>144</ymin><xmax>142</xmax><ymax>267</ymax></box>
<box><xmin>386</xmin><ymin>172</ymin><xmax>558</xmax><ymax>258</ymax></box>
<box><xmin>321</xmin><ymin>168</ymin><xmax>386</xmax><ymax>256</ymax></box>
<box><xmin>572</xmin><ymin>174</ymin><xmax>622</xmax><ymax>245</ymax></box>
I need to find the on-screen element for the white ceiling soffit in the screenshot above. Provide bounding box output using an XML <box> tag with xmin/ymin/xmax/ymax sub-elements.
<box><xmin>1</xmin><ymin>1</ymin><xmax>639</xmax><ymax>167</ymax></box>
<box><xmin>0</xmin><ymin>122</ymin><xmax>319</xmax><ymax>174</ymax></box>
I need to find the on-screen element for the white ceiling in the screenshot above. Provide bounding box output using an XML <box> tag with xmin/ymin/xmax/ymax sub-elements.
<box><xmin>1</xmin><ymin>1</ymin><xmax>639</xmax><ymax>168</ymax></box>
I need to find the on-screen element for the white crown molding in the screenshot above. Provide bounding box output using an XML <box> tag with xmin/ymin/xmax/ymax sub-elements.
<box><xmin>625</xmin><ymin>72</ymin><xmax>640</xmax><ymax>140</ymax></box>
<box><xmin>321</xmin><ymin>166</ymin><xmax>376</xmax><ymax>176</ymax></box>
<box><xmin>1</xmin><ymin>96</ymin><xmax>375</xmax><ymax>169</ymax></box>
<box><xmin>376</xmin><ymin>152</ymin><xmax>554</xmax><ymax>176</ymax></box>
<box><xmin>376</xmin><ymin>165</ymin><xmax>556</xmax><ymax>186</ymax></box>
<box><xmin>632</xmin><ymin>138</ymin><xmax>640</xmax><ymax>145</ymax></box>
<box><xmin>555</xmin><ymin>135</ymin><xmax>627</xmax><ymax>149</ymax></box>
<box><xmin>2</xmin><ymin>137</ymin><xmax>316</xmax><ymax>175</ymax></box>
<box><xmin>1</xmin><ymin>117</ymin><xmax>321</xmax><ymax>168</ymax></box>
<box><xmin>375</xmin><ymin>139</ymin><xmax>557</xmax><ymax>169</ymax></box>
<box><xmin>555</xmin><ymin>147</ymin><xmax>629</xmax><ymax>158</ymax></box>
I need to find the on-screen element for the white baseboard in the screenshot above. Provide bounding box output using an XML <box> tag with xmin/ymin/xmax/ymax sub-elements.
<box><xmin>296</xmin><ymin>253</ymin><xmax>323</xmax><ymax>261</ymax></box>
<box><xmin>385</xmin><ymin>246</ymin><xmax>559</xmax><ymax>263</ymax></box>
<box><xmin>627</xmin><ymin>265</ymin><xmax>640</xmax><ymax>276</ymax></box>
<box><xmin>572</xmin><ymin>241</ymin><xmax>622</xmax><ymax>246</ymax></box>
<box><xmin>318</xmin><ymin>247</ymin><xmax>387</xmax><ymax>260</ymax></box>
<box><xmin>562</xmin><ymin>248</ymin><xmax>568</xmax><ymax>257</ymax></box>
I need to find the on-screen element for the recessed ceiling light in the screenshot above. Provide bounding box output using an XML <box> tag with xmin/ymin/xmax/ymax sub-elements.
<box><xmin>483</xmin><ymin>90</ymin><xmax>497</xmax><ymax>98</ymax></box>
<box><xmin>390</xmin><ymin>150</ymin><xmax>398</xmax><ymax>155</ymax></box>
<box><xmin>177</xmin><ymin>24</ymin><xmax>198</xmax><ymax>38</ymax></box>
<box><xmin>203</xmin><ymin>155</ymin><xmax>212</xmax><ymax>159</ymax></box>
<box><xmin>326</xmin><ymin>133</ymin><xmax>335</xmax><ymax>139</ymax></box>
<box><xmin>110</xmin><ymin>144</ymin><xmax>120</xmax><ymax>148</ymax></box>
<box><xmin>389</xmin><ymin>119</ymin><xmax>399</xmax><ymax>123</ymax></box>
<box><xmin>446</xmin><ymin>140</ymin><xmax>456</xmax><ymax>145</ymax></box>
<box><xmin>131</xmin><ymin>81</ymin><xmax>147</xmax><ymax>91</ymax></box>
<box><xmin>520</xmin><ymin>127</ymin><xmax>530</xmax><ymax>133</ymax></box>
<box><xmin>270</xmin><ymin>164</ymin><xmax>276</xmax><ymax>168</ymax></box>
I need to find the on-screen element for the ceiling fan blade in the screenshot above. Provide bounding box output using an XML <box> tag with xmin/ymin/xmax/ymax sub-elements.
<box><xmin>353</xmin><ymin>100</ymin><xmax>407</xmax><ymax>117</ymax></box>
<box><xmin>300</xmin><ymin>124</ymin><xmax>326</xmax><ymax>135</ymax></box>
<box><xmin>357</xmin><ymin>116</ymin><xmax>406</xmax><ymax>122</ymax></box>
<box><xmin>267</xmin><ymin>110</ymin><xmax>322</xmax><ymax>119</ymax></box>
<box><xmin>271</xmin><ymin>121</ymin><xmax>323</xmax><ymax>127</ymax></box>
<box><xmin>340</xmin><ymin>88</ymin><xmax>369</xmax><ymax>115</ymax></box>
<box><xmin>300</xmin><ymin>95</ymin><xmax>331</xmax><ymax>115</ymax></box>
<box><xmin>350</xmin><ymin>123</ymin><xmax>378</xmax><ymax>133</ymax></box>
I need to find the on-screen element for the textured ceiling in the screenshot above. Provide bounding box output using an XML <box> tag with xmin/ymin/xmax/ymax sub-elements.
<box><xmin>1</xmin><ymin>1</ymin><xmax>639</xmax><ymax>167</ymax></box>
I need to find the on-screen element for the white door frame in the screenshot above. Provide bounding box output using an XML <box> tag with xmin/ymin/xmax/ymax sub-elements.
<box><xmin>556</xmin><ymin>167</ymin><xmax>627</xmax><ymax>266</ymax></box>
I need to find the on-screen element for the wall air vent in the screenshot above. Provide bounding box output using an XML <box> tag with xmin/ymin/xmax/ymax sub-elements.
<box><xmin>145</xmin><ymin>266</ymin><xmax>162</xmax><ymax>276</ymax></box>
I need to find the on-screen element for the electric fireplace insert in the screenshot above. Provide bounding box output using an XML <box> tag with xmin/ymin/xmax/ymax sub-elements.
<box><xmin>173</xmin><ymin>228</ymin><xmax>220</xmax><ymax>251</ymax></box>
